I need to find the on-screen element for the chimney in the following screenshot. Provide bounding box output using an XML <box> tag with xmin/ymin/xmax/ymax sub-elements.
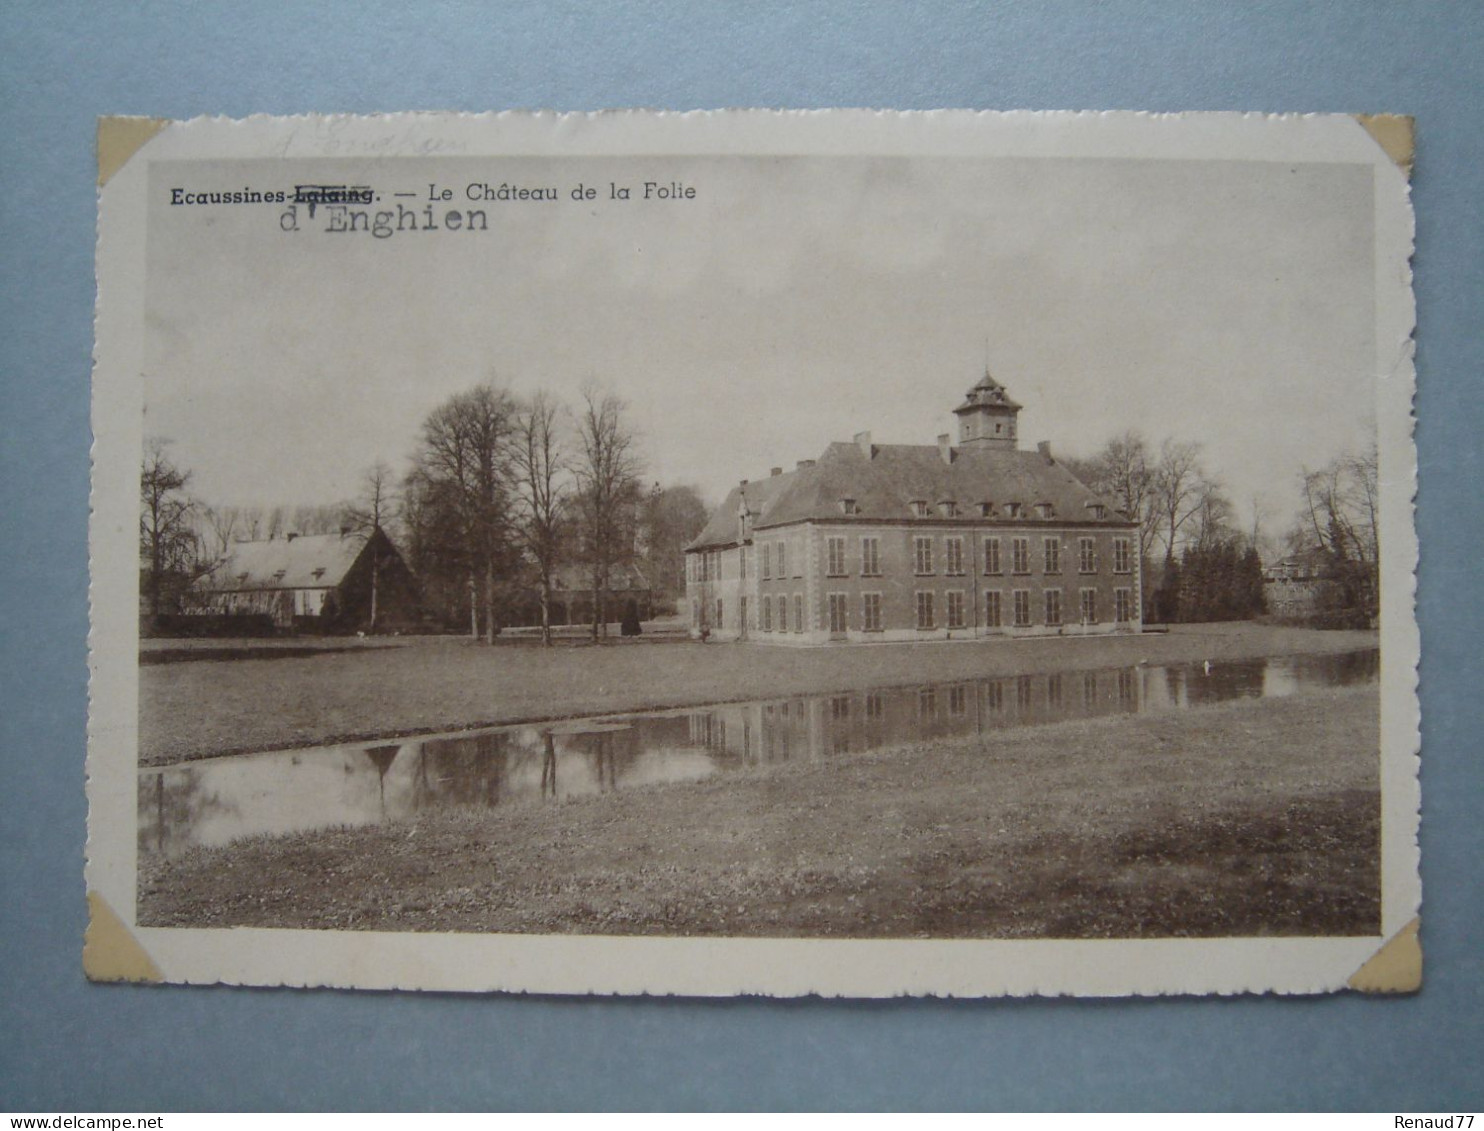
<box><xmin>739</xmin><ymin>479</ymin><xmax>748</xmax><ymax>489</ymax></box>
<box><xmin>938</xmin><ymin>433</ymin><xmax>953</xmax><ymax>464</ymax></box>
<box><xmin>1037</xmin><ymin>440</ymin><xmax>1053</xmax><ymax>464</ymax></box>
<box><xmin>854</xmin><ymin>430</ymin><xmax>873</xmax><ymax>459</ymax></box>
<box><xmin>797</xmin><ymin>459</ymin><xmax>816</xmax><ymax>470</ymax></box>
<box><xmin>770</xmin><ymin>466</ymin><xmax>783</xmax><ymax>477</ymax></box>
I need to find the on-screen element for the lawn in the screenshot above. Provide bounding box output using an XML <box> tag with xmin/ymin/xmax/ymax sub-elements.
<box><xmin>138</xmin><ymin>684</ymin><xmax>1380</xmax><ymax>939</ymax></box>
<box><xmin>137</xmin><ymin>622</ymin><xmax>1377</xmax><ymax>764</ymax></box>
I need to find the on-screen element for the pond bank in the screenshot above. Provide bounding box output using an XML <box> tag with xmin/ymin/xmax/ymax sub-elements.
<box><xmin>138</xmin><ymin>685</ymin><xmax>1380</xmax><ymax>938</ymax></box>
<box><xmin>139</xmin><ymin>621</ymin><xmax>1377</xmax><ymax>764</ymax></box>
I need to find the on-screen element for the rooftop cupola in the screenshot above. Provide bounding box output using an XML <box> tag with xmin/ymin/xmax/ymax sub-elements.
<box><xmin>952</xmin><ymin>367</ymin><xmax>1022</xmax><ymax>450</ymax></box>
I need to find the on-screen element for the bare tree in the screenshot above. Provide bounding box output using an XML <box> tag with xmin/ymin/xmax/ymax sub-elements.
<box><xmin>1066</xmin><ymin>430</ymin><xmax>1160</xmax><ymax>566</ymax></box>
<box><xmin>408</xmin><ymin>383</ymin><xmax>517</xmax><ymax>642</ymax></box>
<box><xmin>509</xmin><ymin>392</ymin><xmax>569</xmax><ymax>646</ymax></box>
<box><xmin>140</xmin><ymin>439</ymin><xmax>201</xmax><ymax>620</ymax></box>
<box><xmin>573</xmin><ymin>385</ymin><xmax>644</xmax><ymax>640</ymax></box>
<box><xmin>1295</xmin><ymin>442</ymin><xmax>1380</xmax><ymax>621</ymax></box>
<box><xmin>639</xmin><ymin>483</ymin><xmax>710</xmax><ymax>610</ymax></box>
<box><xmin>341</xmin><ymin>460</ymin><xmax>397</xmax><ymax>632</ymax></box>
<box><xmin>1151</xmin><ymin>439</ymin><xmax>1210</xmax><ymax>564</ymax></box>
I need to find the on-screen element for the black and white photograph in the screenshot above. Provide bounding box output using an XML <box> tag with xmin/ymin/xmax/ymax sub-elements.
<box><xmin>87</xmin><ymin>110</ymin><xmax>1419</xmax><ymax>996</ymax></box>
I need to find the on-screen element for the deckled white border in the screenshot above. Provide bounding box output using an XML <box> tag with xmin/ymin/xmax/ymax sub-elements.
<box><xmin>89</xmin><ymin>110</ymin><xmax>1419</xmax><ymax>997</ymax></box>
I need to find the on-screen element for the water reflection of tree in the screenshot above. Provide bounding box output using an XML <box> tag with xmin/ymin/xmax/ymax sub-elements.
<box><xmin>136</xmin><ymin>769</ymin><xmax>238</xmax><ymax>858</ymax></box>
<box><xmin>413</xmin><ymin>733</ymin><xmax>509</xmax><ymax>810</ymax></box>
<box><xmin>363</xmin><ymin>744</ymin><xmax>400</xmax><ymax>817</ymax></box>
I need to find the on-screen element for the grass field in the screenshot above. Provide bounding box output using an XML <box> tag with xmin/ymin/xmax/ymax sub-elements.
<box><xmin>138</xmin><ymin>621</ymin><xmax>1377</xmax><ymax>764</ymax></box>
<box><xmin>138</xmin><ymin>684</ymin><xmax>1380</xmax><ymax>939</ymax></box>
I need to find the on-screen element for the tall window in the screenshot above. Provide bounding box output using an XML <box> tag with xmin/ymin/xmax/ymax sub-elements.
<box><xmin>828</xmin><ymin>593</ymin><xmax>848</xmax><ymax>634</ymax></box>
<box><xmin>762</xmin><ymin>595</ymin><xmax>773</xmax><ymax>631</ymax></box>
<box><xmin>862</xmin><ymin>592</ymin><xmax>882</xmax><ymax>632</ymax></box>
<box><xmin>983</xmin><ymin>536</ymin><xmax>1002</xmax><ymax>575</ymax></box>
<box><xmin>777</xmin><ymin>540</ymin><xmax>787</xmax><ymax>578</ymax></box>
<box><xmin>827</xmin><ymin>536</ymin><xmax>847</xmax><ymax>577</ymax></box>
<box><xmin>1012</xmin><ymin>537</ymin><xmax>1030</xmax><ymax>574</ymax></box>
<box><xmin>945</xmin><ymin>536</ymin><xmax>965</xmax><ymax>576</ymax></box>
<box><xmin>946</xmin><ymin>590</ymin><xmax>965</xmax><ymax>629</ymax></box>
<box><xmin>1013</xmin><ymin>590</ymin><xmax>1031</xmax><ymax>627</ymax></box>
<box><xmin>716</xmin><ymin>598</ymin><xmax>724</xmax><ymax>627</ymax></box>
<box><xmin>777</xmin><ymin>593</ymin><xmax>787</xmax><ymax>632</ymax></box>
<box><xmin>1115</xmin><ymin>588</ymin><xmax>1132</xmax><ymax>623</ymax></box>
<box><xmin>1080</xmin><ymin>588</ymin><xmax>1097</xmax><ymax>623</ymax></box>
<box><xmin>914</xmin><ymin>536</ymin><xmax>934</xmax><ymax>575</ymax></box>
<box><xmin>1044</xmin><ymin>589</ymin><xmax>1062</xmax><ymax>626</ymax></box>
<box><xmin>915</xmin><ymin>591</ymin><xmax>935</xmax><ymax>630</ymax></box>
<box><xmin>793</xmin><ymin>594</ymin><xmax>803</xmax><ymax>632</ymax></box>
<box><xmin>1079</xmin><ymin>537</ymin><xmax>1097</xmax><ymax>573</ymax></box>
<box><xmin>740</xmin><ymin>547</ymin><xmax>747</xmax><ymax>580</ymax></box>
<box><xmin>984</xmin><ymin>590</ymin><xmax>1002</xmax><ymax>628</ymax></box>
<box><xmin>1043</xmin><ymin>536</ymin><xmax>1061</xmax><ymax>574</ymax></box>
<box><xmin>861</xmin><ymin>536</ymin><xmax>881</xmax><ymax>577</ymax></box>
<box><xmin>1113</xmin><ymin>537</ymin><xmax>1131</xmax><ymax>574</ymax></box>
<box><xmin>761</xmin><ymin>542</ymin><xmax>771</xmax><ymax>579</ymax></box>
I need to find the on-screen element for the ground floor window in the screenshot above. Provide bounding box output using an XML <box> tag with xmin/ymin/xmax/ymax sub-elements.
<box><xmin>828</xmin><ymin>592</ymin><xmax>847</xmax><ymax>634</ymax></box>
<box><xmin>1115</xmin><ymin>587</ymin><xmax>1132</xmax><ymax>623</ymax></box>
<box><xmin>984</xmin><ymin>590</ymin><xmax>1002</xmax><ymax>628</ymax></box>
<box><xmin>1044</xmin><ymin>588</ymin><xmax>1062</xmax><ymax>626</ymax></box>
<box><xmin>1013</xmin><ymin>589</ymin><xmax>1031</xmax><ymax>627</ymax></box>
<box><xmin>692</xmin><ymin>598</ymin><xmax>700</xmax><ymax>627</ymax></box>
<box><xmin>1080</xmin><ymin>587</ymin><xmax>1097</xmax><ymax>623</ymax></box>
<box><xmin>793</xmin><ymin>594</ymin><xmax>803</xmax><ymax>633</ymax></box>
<box><xmin>716</xmin><ymin>598</ymin><xmax>724</xmax><ymax>628</ymax></box>
<box><xmin>762</xmin><ymin>595</ymin><xmax>773</xmax><ymax>631</ymax></box>
<box><xmin>915</xmin><ymin>590</ymin><xmax>935</xmax><ymax>630</ymax></box>
<box><xmin>777</xmin><ymin>594</ymin><xmax>787</xmax><ymax>632</ymax></box>
<box><xmin>862</xmin><ymin>591</ymin><xmax>882</xmax><ymax>632</ymax></box>
<box><xmin>946</xmin><ymin>589</ymin><xmax>965</xmax><ymax>629</ymax></box>
<box><xmin>740</xmin><ymin>596</ymin><xmax>748</xmax><ymax>634</ymax></box>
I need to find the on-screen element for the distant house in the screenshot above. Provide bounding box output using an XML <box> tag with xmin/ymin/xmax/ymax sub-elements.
<box><xmin>1262</xmin><ymin>549</ymin><xmax>1332</xmax><ymax>619</ymax></box>
<box><xmin>506</xmin><ymin>563</ymin><xmax>654</xmax><ymax>629</ymax></box>
<box><xmin>197</xmin><ymin>529</ymin><xmax>416</xmax><ymax>632</ymax></box>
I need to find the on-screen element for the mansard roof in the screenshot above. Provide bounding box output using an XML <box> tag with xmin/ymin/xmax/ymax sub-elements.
<box><xmin>687</xmin><ymin>441</ymin><xmax>1131</xmax><ymax>551</ymax></box>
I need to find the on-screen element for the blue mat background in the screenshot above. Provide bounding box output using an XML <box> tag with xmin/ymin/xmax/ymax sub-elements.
<box><xmin>2</xmin><ymin>1</ymin><xmax>1480</xmax><ymax>1111</ymax></box>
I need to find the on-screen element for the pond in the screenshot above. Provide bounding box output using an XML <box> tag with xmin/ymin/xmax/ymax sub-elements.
<box><xmin>138</xmin><ymin>648</ymin><xmax>1379</xmax><ymax>858</ymax></box>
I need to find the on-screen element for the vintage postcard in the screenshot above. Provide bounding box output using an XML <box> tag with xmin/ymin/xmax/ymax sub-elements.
<box><xmin>88</xmin><ymin>110</ymin><xmax>1419</xmax><ymax>996</ymax></box>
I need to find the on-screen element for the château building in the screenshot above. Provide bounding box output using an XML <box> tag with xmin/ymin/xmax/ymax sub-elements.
<box><xmin>683</xmin><ymin>372</ymin><xmax>1142</xmax><ymax>644</ymax></box>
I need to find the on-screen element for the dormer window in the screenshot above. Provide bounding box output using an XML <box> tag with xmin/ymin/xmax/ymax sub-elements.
<box><xmin>910</xmin><ymin>499</ymin><xmax>930</xmax><ymax>518</ymax></box>
<box><xmin>839</xmin><ymin>497</ymin><xmax>859</xmax><ymax>516</ymax></box>
<box><xmin>236</xmin><ymin>572</ymin><xmax>250</xmax><ymax>584</ymax></box>
<box><xmin>1085</xmin><ymin>503</ymin><xmax>1107</xmax><ymax>521</ymax></box>
<box><xmin>938</xmin><ymin>500</ymin><xmax>959</xmax><ymax>518</ymax></box>
<box><xmin>1004</xmin><ymin>502</ymin><xmax>1022</xmax><ymax>519</ymax></box>
<box><xmin>312</xmin><ymin>567</ymin><xmax>326</xmax><ymax>580</ymax></box>
<box><xmin>1035</xmin><ymin>502</ymin><xmax>1055</xmax><ymax>520</ymax></box>
<box><xmin>978</xmin><ymin>502</ymin><xmax>995</xmax><ymax>518</ymax></box>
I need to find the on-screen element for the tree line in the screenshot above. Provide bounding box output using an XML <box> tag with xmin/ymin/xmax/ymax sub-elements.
<box><xmin>1066</xmin><ymin>430</ymin><xmax>1378</xmax><ymax>626</ymax></box>
<box><xmin>1063</xmin><ymin>432</ymin><xmax>1264</xmax><ymax>623</ymax></box>
<box><xmin>140</xmin><ymin>382</ymin><xmax>711</xmax><ymax>644</ymax></box>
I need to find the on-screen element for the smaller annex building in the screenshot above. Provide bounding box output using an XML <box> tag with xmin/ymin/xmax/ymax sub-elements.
<box><xmin>198</xmin><ymin>528</ymin><xmax>415</xmax><ymax>633</ymax></box>
<box><xmin>684</xmin><ymin>372</ymin><xmax>1142</xmax><ymax>645</ymax></box>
